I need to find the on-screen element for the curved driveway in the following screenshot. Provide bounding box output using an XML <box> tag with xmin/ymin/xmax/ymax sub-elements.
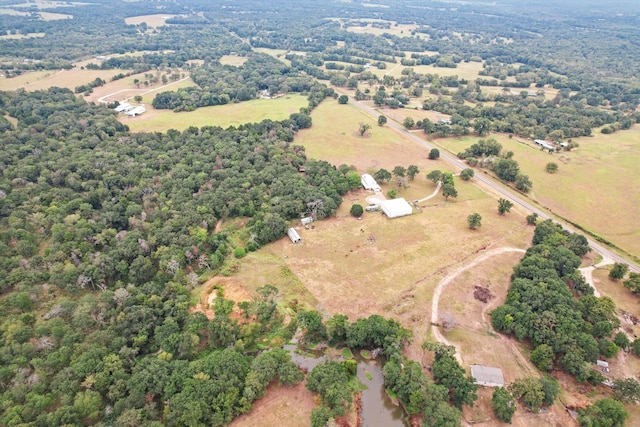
<box><xmin>348</xmin><ymin>97</ymin><xmax>640</xmax><ymax>273</ymax></box>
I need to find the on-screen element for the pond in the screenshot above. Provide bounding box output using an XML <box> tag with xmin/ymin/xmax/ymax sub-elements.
<box><xmin>284</xmin><ymin>343</ymin><xmax>406</xmax><ymax>427</ymax></box>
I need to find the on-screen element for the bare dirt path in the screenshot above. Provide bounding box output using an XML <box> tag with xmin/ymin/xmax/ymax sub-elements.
<box><xmin>417</xmin><ymin>181</ymin><xmax>442</xmax><ymax>203</ymax></box>
<box><xmin>578</xmin><ymin>254</ymin><xmax>614</xmax><ymax>298</ymax></box>
<box><xmin>430</xmin><ymin>247</ymin><xmax>526</xmax><ymax>364</ymax></box>
<box><xmin>96</xmin><ymin>76</ymin><xmax>190</xmax><ymax>104</ymax></box>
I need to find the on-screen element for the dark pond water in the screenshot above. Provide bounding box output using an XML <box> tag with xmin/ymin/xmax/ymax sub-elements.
<box><xmin>284</xmin><ymin>343</ymin><xmax>406</xmax><ymax>427</ymax></box>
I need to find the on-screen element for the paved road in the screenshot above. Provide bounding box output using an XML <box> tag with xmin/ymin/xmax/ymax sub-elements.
<box><xmin>349</xmin><ymin>98</ymin><xmax>640</xmax><ymax>273</ymax></box>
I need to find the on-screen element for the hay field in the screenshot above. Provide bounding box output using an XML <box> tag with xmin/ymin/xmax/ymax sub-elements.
<box><xmin>345</xmin><ymin>21</ymin><xmax>422</xmax><ymax>38</ymax></box>
<box><xmin>436</xmin><ymin>131</ymin><xmax>640</xmax><ymax>258</ymax></box>
<box><xmin>0</xmin><ymin>32</ymin><xmax>44</xmax><ymax>39</ymax></box>
<box><xmin>219</xmin><ymin>55</ymin><xmax>248</xmax><ymax>66</ymax></box>
<box><xmin>38</xmin><ymin>11</ymin><xmax>72</xmax><ymax>20</ymax></box>
<box><xmin>124</xmin><ymin>14</ymin><xmax>175</xmax><ymax>27</ymax></box>
<box><xmin>0</xmin><ymin>68</ymin><xmax>132</xmax><ymax>92</ymax></box>
<box><xmin>0</xmin><ymin>9</ymin><xmax>29</xmax><ymax>16</ymax></box>
<box><xmin>124</xmin><ymin>94</ymin><xmax>308</xmax><ymax>133</ymax></box>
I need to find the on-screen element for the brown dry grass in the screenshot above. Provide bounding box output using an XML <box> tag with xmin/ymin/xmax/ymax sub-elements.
<box><xmin>124</xmin><ymin>14</ymin><xmax>175</xmax><ymax>27</ymax></box>
<box><xmin>0</xmin><ymin>68</ymin><xmax>134</xmax><ymax>92</ymax></box>
<box><xmin>220</xmin><ymin>55</ymin><xmax>248</xmax><ymax>67</ymax></box>
<box><xmin>228</xmin><ymin>382</ymin><xmax>315</xmax><ymax>427</ymax></box>
<box><xmin>38</xmin><ymin>11</ymin><xmax>71</xmax><ymax>20</ymax></box>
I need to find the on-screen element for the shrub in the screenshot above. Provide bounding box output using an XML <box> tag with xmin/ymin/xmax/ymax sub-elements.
<box><xmin>233</xmin><ymin>247</ymin><xmax>246</xmax><ymax>258</ymax></box>
<box><xmin>350</xmin><ymin>204</ymin><xmax>364</xmax><ymax>217</ymax></box>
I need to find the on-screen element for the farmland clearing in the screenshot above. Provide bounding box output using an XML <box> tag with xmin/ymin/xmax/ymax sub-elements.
<box><xmin>124</xmin><ymin>14</ymin><xmax>176</xmax><ymax>27</ymax></box>
<box><xmin>432</xmin><ymin>130</ymin><xmax>640</xmax><ymax>259</ymax></box>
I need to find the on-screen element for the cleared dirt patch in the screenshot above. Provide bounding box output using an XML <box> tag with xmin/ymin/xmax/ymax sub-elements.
<box><xmin>228</xmin><ymin>382</ymin><xmax>315</xmax><ymax>427</ymax></box>
<box><xmin>125</xmin><ymin>14</ymin><xmax>176</xmax><ymax>27</ymax></box>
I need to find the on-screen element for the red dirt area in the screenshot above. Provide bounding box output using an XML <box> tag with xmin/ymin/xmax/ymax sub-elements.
<box><xmin>228</xmin><ymin>382</ymin><xmax>315</xmax><ymax>427</ymax></box>
<box><xmin>190</xmin><ymin>277</ymin><xmax>253</xmax><ymax>320</ymax></box>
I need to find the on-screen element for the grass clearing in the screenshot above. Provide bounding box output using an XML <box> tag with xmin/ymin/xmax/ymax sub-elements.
<box><xmin>124</xmin><ymin>14</ymin><xmax>175</xmax><ymax>27</ymax></box>
<box><xmin>0</xmin><ymin>32</ymin><xmax>45</xmax><ymax>39</ymax></box>
<box><xmin>0</xmin><ymin>9</ymin><xmax>29</xmax><ymax>16</ymax></box>
<box><xmin>38</xmin><ymin>11</ymin><xmax>72</xmax><ymax>20</ymax></box>
<box><xmin>433</xmin><ymin>130</ymin><xmax>640</xmax><ymax>258</ymax></box>
<box><xmin>124</xmin><ymin>94</ymin><xmax>308</xmax><ymax>133</ymax></box>
<box><xmin>219</xmin><ymin>55</ymin><xmax>248</xmax><ymax>66</ymax></box>
<box><xmin>0</xmin><ymin>68</ymin><xmax>134</xmax><ymax>92</ymax></box>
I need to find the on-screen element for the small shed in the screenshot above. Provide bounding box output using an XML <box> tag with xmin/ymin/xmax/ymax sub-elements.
<box><xmin>301</xmin><ymin>217</ymin><xmax>313</xmax><ymax>226</ymax></box>
<box><xmin>361</xmin><ymin>174</ymin><xmax>381</xmax><ymax>192</ymax></box>
<box><xmin>470</xmin><ymin>365</ymin><xmax>504</xmax><ymax>387</ymax></box>
<box><xmin>114</xmin><ymin>102</ymin><xmax>132</xmax><ymax>112</ymax></box>
<box><xmin>126</xmin><ymin>106</ymin><xmax>146</xmax><ymax>117</ymax></box>
<box><xmin>380</xmin><ymin>198</ymin><xmax>413</xmax><ymax>219</ymax></box>
<box><xmin>596</xmin><ymin>360</ymin><xmax>609</xmax><ymax>368</ymax></box>
<box><xmin>287</xmin><ymin>228</ymin><xmax>301</xmax><ymax>243</ymax></box>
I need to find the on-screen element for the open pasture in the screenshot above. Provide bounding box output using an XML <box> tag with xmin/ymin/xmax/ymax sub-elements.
<box><xmin>0</xmin><ymin>32</ymin><xmax>44</xmax><ymax>39</ymax></box>
<box><xmin>219</xmin><ymin>55</ymin><xmax>248</xmax><ymax>66</ymax></box>
<box><xmin>345</xmin><ymin>21</ymin><xmax>422</xmax><ymax>38</ymax></box>
<box><xmin>436</xmin><ymin>130</ymin><xmax>640</xmax><ymax>258</ymax></box>
<box><xmin>38</xmin><ymin>11</ymin><xmax>72</xmax><ymax>20</ymax></box>
<box><xmin>0</xmin><ymin>68</ymin><xmax>131</xmax><ymax>92</ymax></box>
<box><xmin>124</xmin><ymin>94</ymin><xmax>309</xmax><ymax>133</ymax></box>
<box><xmin>124</xmin><ymin>14</ymin><xmax>176</xmax><ymax>28</ymax></box>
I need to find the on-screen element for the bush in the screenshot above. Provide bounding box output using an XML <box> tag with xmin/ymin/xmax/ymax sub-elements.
<box><xmin>492</xmin><ymin>387</ymin><xmax>516</xmax><ymax>423</ymax></box>
<box><xmin>609</xmin><ymin>263</ymin><xmax>629</xmax><ymax>280</ymax></box>
<box><xmin>350</xmin><ymin>204</ymin><xmax>364</xmax><ymax>217</ymax></box>
<box><xmin>428</xmin><ymin>148</ymin><xmax>440</xmax><ymax>160</ymax></box>
<box><xmin>460</xmin><ymin>168</ymin><xmax>474</xmax><ymax>181</ymax></box>
<box><xmin>233</xmin><ymin>247</ymin><xmax>247</xmax><ymax>258</ymax></box>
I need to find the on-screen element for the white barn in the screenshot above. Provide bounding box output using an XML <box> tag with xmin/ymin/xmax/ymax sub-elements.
<box><xmin>114</xmin><ymin>103</ymin><xmax>132</xmax><ymax>112</ymax></box>
<box><xmin>361</xmin><ymin>174</ymin><xmax>381</xmax><ymax>192</ymax></box>
<box><xmin>471</xmin><ymin>365</ymin><xmax>504</xmax><ymax>387</ymax></box>
<box><xmin>380</xmin><ymin>198</ymin><xmax>413</xmax><ymax>219</ymax></box>
<box><xmin>125</xmin><ymin>106</ymin><xmax>146</xmax><ymax>117</ymax></box>
<box><xmin>287</xmin><ymin>228</ymin><xmax>301</xmax><ymax>243</ymax></box>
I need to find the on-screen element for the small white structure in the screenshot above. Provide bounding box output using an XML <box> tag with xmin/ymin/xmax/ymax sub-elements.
<box><xmin>596</xmin><ymin>360</ymin><xmax>609</xmax><ymax>368</ymax></box>
<box><xmin>301</xmin><ymin>217</ymin><xmax>313</xmax><ymax>226</ymax></box>
<box><xmin>470</xmin><ymin>365</ymin><xmax>504</xmax><ymax>387</ymax></box>
<box><xmin>361</xmin><ymin>174</ymin><xmax>381</xmax><ymax>192</ymax></box>
<box><xmin>125</xmin><ymin>106</ymin><xmax>146</xmax><ymax>117</ymax></box>
<box><xmin>380</xmin><ymin>198</ymin><xmax>413</xmax><ymax>219</ymax></box>
<box><xmin>114</xmin><ymin>103</ymin><xmax>132</xmax><ymax>112</ymax></box>
<box><xmin>287</xmin><ymin>228</ymin><xmax>301</xmax><ymax>243</ymax></box>
<box><xmin>534</xmin><ymin>139</ymin><xmax>555</xmax><ymax>151</ymax></box>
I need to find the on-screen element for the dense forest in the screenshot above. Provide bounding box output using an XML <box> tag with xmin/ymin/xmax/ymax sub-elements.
<box><xmin>1</xmin><ymin>0</ymin><xmax>640</xmax><ymax>425</ymax></box>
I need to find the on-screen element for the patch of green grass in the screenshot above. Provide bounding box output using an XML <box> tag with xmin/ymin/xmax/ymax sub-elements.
<box><xmin>349</xmin><ymin>377</ymin><xmax>368</xmax><ymax>392</ymax></box>
<box><xmin>126</xmin><ymin>94</ymin><xmax>308</xmax><ymax>133</ymax></box>
<box><xmin>342</xmin><ymin>348</ymin><xmax>354</xmax><ymax>359</ymax></box>
<box><xmin>360</xmin><ymin>349</ymin><xmax>371</xmax><ymax>359</ymax></box>
<box><xmin>365</xmin><ymin>371</ymin><xmax>373</xmax><ymax>381</ymax></box>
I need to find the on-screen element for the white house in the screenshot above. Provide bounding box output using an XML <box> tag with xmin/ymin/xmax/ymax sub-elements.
<box><xmin>361</xmin><ymin>174</ymin><xmax>381</xmax><ymax>192</ymax></box>
<box><xmin>287</xmin><ymin>228</ymin><xmax>301</xmax><ymax>243</ymax></box>
<box><xmin>470</xmin><ymin>365</ymin><xmax>504</xmax><ymax>387</ymax></box>
<box><xmin>534</xmin><ymin>139</ymin><xmax>555</xmax><ymax>151</ymax></box>
<box><xmin>380</xmin><ymin>198</ymin><xmax>413</xmax><ymax>219</ymax></box>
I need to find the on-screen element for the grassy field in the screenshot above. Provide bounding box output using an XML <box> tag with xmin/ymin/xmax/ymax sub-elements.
<box><xmin>38</xmin><ymin>11</ymin><xmax>72</xmax><ymax>20</ymax></box>
<box><xmin>0</xmin><ymin>8</ymin><xmax>29</xmax><ymax>16</ymax></box>
<box><xmin>345</xmin><ymin>21</ymin><xmax>422</xmax><ymax>38</ymax></box>
<box><xmin>124</xmin><ymin>94</ymin><xmax>309</xmax><ymax>133</ymax></box>
<box><xmin>432</xmin><ymin>130</ymin><xmax>640</xmax><ymax>258</ymax></box>
<box><xmin>219</xmin><ymin>55</ymin><xmax>248</xmax><ymax>66</ymax></box>
<box><xmin>0</xmin><ymin>32</ymin><xmax>44</xmax><ymax>39</ymax></box>
<box><xmin>124</xmin><ymin>14</ymin><xmax>175</xmax><ymax>27</ymax></box>
<box><xmin>0</xmin><ymin>68</ymin><xmax>134</xmax><ymax>92</ymax></box>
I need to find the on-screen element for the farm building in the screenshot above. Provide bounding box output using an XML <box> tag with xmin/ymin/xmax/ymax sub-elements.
<box><xmin>380</xmin><ymin>198</ymin><xmax>413</xmax><ymax>219</ymax></box>
<box><xmin>534</xmin><ymin>139</ymin><xmax>555</xmax><ymax>151</ymax></box>
<box><xmin>114</xmin><ymin>103</ymin><xmax>132</xmax><ymax>112</ymax></box>
<box><xmin>125</xmin><ymin>106</ymin><xmax>146</xmax><ymax>117</ymax></box>
<box><xmin>287</xmin><ymin>228</ymin><xmax>301</xmax><ymax>243</ymax></box>
<box><xmin>301</xmin><ymin>217</ymin><xmax>313</xmax><ymax>226</ymax></box>
<box><xmin>361</xmin><ymin>174</ymin><xmax>381</xmax><ymax>192</ymax></box>
<box><xmin>470</xmin><ymin>365</ymin><xmax>504</xmax><ymax>387</ymax></box>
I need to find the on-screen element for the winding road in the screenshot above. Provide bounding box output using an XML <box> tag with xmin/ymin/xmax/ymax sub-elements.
<box><xmin>345</xmin><ymin>95</ymin><xmax>640</xmax><ymax>273</ymax></box>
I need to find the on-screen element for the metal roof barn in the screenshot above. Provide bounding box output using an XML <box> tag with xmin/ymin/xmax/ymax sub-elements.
<box><xmin>470</xmin><ymin>365</ymin><xmax>504</xmax><ymax>387</ymax></box>
<box><xmin>380</xmin><ymin>198</ymin><xmax>413</xmax><ymax>218</ymax></box>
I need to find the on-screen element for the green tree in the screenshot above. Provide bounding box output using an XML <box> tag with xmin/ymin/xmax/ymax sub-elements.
<box><xmin>623</xmin><ymin>272</ymin><xmax>640</xmax><ymax>293</ymax></box>
<box><xmin>374</xmin><ymin>168</ymin><xmax>392</xmax><ymax>184</ymax></box>
<box><xmin>539</xmin><ymin>376</ymin><xmax>560</xmax><ymax>406</ymax></box>
<box><xmin>378</xmin><ymin>115</ymin><xmax>387</xmax><ymax>126</ymax></box>
<box><xmin>407</xmin><ymin>165</ymin><xmax>420</xmax><ymax>181</ymax></box>
<box><xmin>358</xmin><ymin>122</ymin><xmax>371</xmax><ymax>136</ymax></box>
<box><xmin>531</xmin><ymin>344</ymin><xmax>554</xmax><ymax>371</ymax></box>
<box><xmin>350</xmin><ymin>204</ymin><xmax>364</xmax><ymax>217</ymax></box>
<box><xmin>133</xmin><ymin>95</ymin><xmax>143</xmax><ymax>103</ymax></box>
<box><xmin>346</xmin><ymin>170</ymin><xmax>362</xmax><ymax>190</ymax></box>
<box><xmin>578</xmin><ymin>398</ymin><xmax>628</xmax><ymax>427</ymax></box>
<box><xmin>546</xmin><ymin>162</ymin><xmax>559</xmax><ymax>173</ymax></box>
<box><xmin>491</xmin><ymin>387</ymin><xmax>516</xmax><ymax>423</ymax></box>
<box><xmin>460</xmin><ymin>168</ymin><xmax>474</xmax><ymax>181</ymax></box>
<box><xmin>403</xmin><ymin>117</ymin><xmax>415</xmax><ymax>129</ymax></box>
<box><xmin>429</xmin><ymin>148</ymin><xmax>440</xmax><ymax>160</ymax></box>
<box><xmin>442</xmin><ymin>183</ymin><xmax>458</xmax><ymax>200</ymax></box>
<box><xmin>392</xmin><ymin>166</ymin><xmax>406</xmax><ymax>180</ymax></box>
<box><xmin>473</xmin><ymin>118</ymin><xmax>492</xmax><ymax>136</ymax></box>
<box><xmin>526</xmin><ymin>213</ymin><xmax>538</xmax><ymax>225</ymax></box>
<box><xmin>427</xmin><ymin>170</ymin><xmax>443</xmax><ymax>184</ymax></box>
<box><xmin>310</xmin><ymin>406</ymin><xmax>332</xmax><ymax>427</ymax></box>
<box><xmin>515</xmin><ymin>174</ymin><xmax>532</xmax><ymax>193</ymax></box>
<box><xmin>614</xmin><ymin>332</ymin><xmax>630</xmax><ymax>351</ymax></box>
<box><xmin>609</xmin><ymin>263</ymin><xmax>629</xmax><ymax>280</ymax></box>
<box><xmin>387</xmin><ymin>188</ymin><xmax>397</xmax><ymax>199</ymax></box>
<box><xmin>498</xmin><ymin>198</ymin><xmax>514</xmax><ymax>215</ymax></box>
<box><xmin>468</xmin><ymin>213</ymin><xmax>482</xmax><ymax>230</ymax></box>
<box><xmin>508</xmin><ymin>377</ymin><xmax>544</xmax><ymax>412</ymax></box>
<box><xmin>612</xmin><ymin>378</ymin><xmax>640</xmax><ymax>403</ymax></box>
<box><xmin>338</xmin><ymin>95</ymin><xmax>349</xmax><ymax>104</ymax></box>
